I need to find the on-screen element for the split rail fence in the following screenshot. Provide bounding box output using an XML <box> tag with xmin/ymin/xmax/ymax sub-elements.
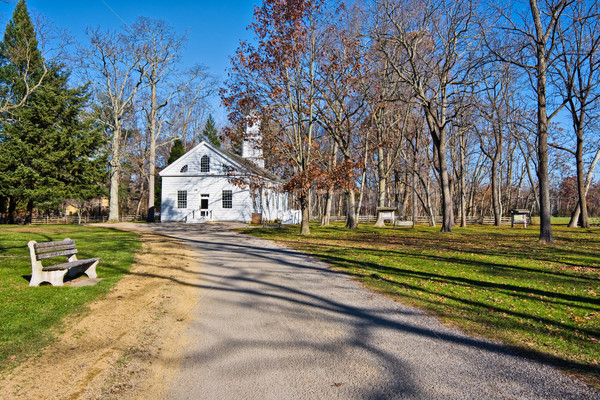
<box><xmin>30</xmin><ymin>215</ymin><xmax>141</xmax><ymax>225</ymax></box>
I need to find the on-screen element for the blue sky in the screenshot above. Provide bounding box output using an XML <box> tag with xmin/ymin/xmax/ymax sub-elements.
<box><xmin>0</xmin><ymin>0</ymin><xmax>259</xmax><ymax>125</ymax></box>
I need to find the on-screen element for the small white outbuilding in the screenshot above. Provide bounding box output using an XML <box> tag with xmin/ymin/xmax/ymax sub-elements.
<box><xmin>159</xmin><ymin>140</ymin><xmax>298</xmax><ymax>224</ymax></box>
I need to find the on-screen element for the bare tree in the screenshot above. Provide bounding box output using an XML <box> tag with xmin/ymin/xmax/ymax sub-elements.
<box><xmin>80</xmin><ymin>27</ymin><xmax>148</xmax><ymax>221</ymax></box>
<box><xmin>488</xmin><ymin>0</ymin><xmax>572</xmax><ymax>243</ymax></box>
<box><xmin>129</xmin><ymin>18</ymin><xmax>217</xmax><ymax>222</ymax></box>
<box><xmin>371</xmin><ymin>0</ymin><xmax>481</xmax><ymax>232</ymax></box>
<box><xmin>362</xmin><ymin>52</ymin><xmax>416</xmax><ymax>227</ymax></box>
<box><xmin>170</xmin><ymin>84</ymin><xmax>211</xmax><ymax>150</ymax></box>
<box><xmin>315</xmin><ymin>14</ymin><xmax>369</xmax><ymax>229</ymax></box>
<box><xmin>550</xmin><ymin>0</ymin><xmax>600</xmax><ymax>228</ymax></box>
<box><xmin>474</xmin><ymin>64</ymin><xmax>519</xmax><ymax>225</ymax></box>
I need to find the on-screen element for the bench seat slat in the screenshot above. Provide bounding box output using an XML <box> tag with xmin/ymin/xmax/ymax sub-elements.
<box><xmin>34</xmin><ymin>240</ymin><xmax>75</xmax><ymax>249</ymax></box>
<box><xmin>42</xmin><ymin>258</ymin><xmax>99</xmax><ymax>272</ymax></box>
<box><xmin>37</xmin><ymin>249</ymin><xmax>78</xmax><ymax>260</ymax></box>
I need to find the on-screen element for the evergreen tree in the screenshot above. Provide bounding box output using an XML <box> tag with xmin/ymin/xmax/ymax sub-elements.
<box><xmin>0</xmin><ymin>0</ymin><xmax>44</xmax><ymax>109</ymax></box>
<box><xmin>0</xmin><ymin>0</ymin><xmax>45</xmax><ymax>221</ymax></box>
<box><xmin>0</xmin><ymin>63</ymin><xmax>107</xmax><ymax>223</ymax></box>
<box><xmin>202</xmin><ymin>114</ymin><xmax>220</xmax><ymax>147</ymax></box>
<box><xmin>168</xmin><ymin>139</ymin><xmax>185</xmax><ymax>164</ymax></box>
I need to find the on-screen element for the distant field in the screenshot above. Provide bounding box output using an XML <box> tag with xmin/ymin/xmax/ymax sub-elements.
<box><xmin>0</xmin><ymin>225</ymin><xmax>140</xmax><ymax>371</ymax></box>
<box><xmin>244</xmin><ymin>223</ymin><xmax>600</xmax><ymax>386</ymax></box>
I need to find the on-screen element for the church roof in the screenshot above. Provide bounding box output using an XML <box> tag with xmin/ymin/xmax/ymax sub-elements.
<box><xmin>159</xmin><ymin>141</ymin><xmax>281</xmax><ymax>183</ymax></box>
<box><xmin>215</xmin><ymin>145</ymin><xmax>281</xmax><ymax>182</ymax></box>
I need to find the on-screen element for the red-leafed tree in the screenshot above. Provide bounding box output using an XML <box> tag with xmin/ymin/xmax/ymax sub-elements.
<box><xmin>222</xmin><ymin>0</ymin><xmax>325</xmax><ymax>235</ymax></box>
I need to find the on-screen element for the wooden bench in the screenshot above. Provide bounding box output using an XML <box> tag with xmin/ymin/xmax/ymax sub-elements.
<box><xmin>27</xmin><ymin>238</ymin><xmax>99</xmax><ymax>287</ymax></box>
<box><xmin>262</xmin><ymin>221</ymin><xmax>282</xmax><ymax>228</ymax></box>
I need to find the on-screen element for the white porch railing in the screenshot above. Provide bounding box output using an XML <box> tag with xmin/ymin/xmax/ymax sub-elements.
<box><xmin>186</xmin><ymin>209</ymin><xmax>213</xmax><ymax>223</ymax></box>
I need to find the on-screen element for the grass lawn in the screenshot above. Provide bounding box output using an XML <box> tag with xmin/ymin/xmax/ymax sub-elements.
<box><xmin>243</xmin><ymin>223</ymin><xmax>600</xmax><ymax>385</ymax></box>
<box><xmin>0</xmin><ymin>225</ymin><xmax>140</xmax><ymax>371</ymax></box>
<box><xmin>531</xmin><ymin>217</ymin><xmax>572</xmax><ymax>225</ymax></box>
<box><xmin>531</xmin><ymin>216</ymin><xmax>600</xmax><ymax>225</ymax></box>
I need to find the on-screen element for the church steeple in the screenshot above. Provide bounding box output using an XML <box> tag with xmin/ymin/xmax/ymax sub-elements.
<box><xmin>242</xmin><ymin>117</ymin><xmax>264</xmax><ymax>168</ymax></box>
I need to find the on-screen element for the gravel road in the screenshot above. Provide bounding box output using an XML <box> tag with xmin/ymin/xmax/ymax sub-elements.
<box><xmin>151</xmin><ymin>223</ymin><xmax>599</xmax><ymax>400</ymax></box>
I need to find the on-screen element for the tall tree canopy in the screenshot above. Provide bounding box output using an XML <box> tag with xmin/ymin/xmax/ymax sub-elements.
<box><xmin>0</xmin><ymin>0</ymin><xmax>47</xmax><ymax>115</ymax></box>
<box><xmin>0</xmin><ymin>1</ymin><xmax>106</xmax><ymax>223</ymax></box>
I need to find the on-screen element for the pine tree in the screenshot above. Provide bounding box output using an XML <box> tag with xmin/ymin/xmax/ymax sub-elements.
<box><xmin>0</xmin><ymin>0</ymin><xmax>45</xmax><ymax>221</ymax></box>
<box><xmin>168</xmin><ymin>139</ymin><xmax>185</xmax><ymax>164</ymax></box>
<box><xmin>0</xmin><ymin>64</ymin><xmax>107</xmax><ymax>223</ymax></box>
<box><xmin>0</xmin><ymin>0</ymin><xmax>44</xmax><ymax>109</ymax></box>
<box><xmin>202</xmin><ymin>114</ymin><xmax>220</xmax><ymax>147</ymax></box>
<box><xmin>0</xmin><ymin>1</ymin><xmax>106</xmax><ymax>223</ymax></box>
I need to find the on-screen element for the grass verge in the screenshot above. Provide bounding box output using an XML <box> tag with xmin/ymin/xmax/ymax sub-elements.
<box><xmin>0</xmin><ymin>224</ymin><xmax>140</xmax><ymax>371</ymax></box>
<box><xmin>242</xmin><ymin>223</ymin><xmax>600</xmax><ymax>386</ymax></box>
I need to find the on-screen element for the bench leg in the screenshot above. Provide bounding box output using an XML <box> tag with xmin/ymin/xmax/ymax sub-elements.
<box><xmin>30</xmin><ymin>269</ymin><xmax>68</xmax><ymax>287</ymax></box>
<box><xmin>84</xmin><ymin>260</ymin><xmax>99</xmax><ymax>279</ymax></box>
<box><xmin>29</xmin><ymin>271</ymin><xmax>42</xmax><ymax>287</ymax></box>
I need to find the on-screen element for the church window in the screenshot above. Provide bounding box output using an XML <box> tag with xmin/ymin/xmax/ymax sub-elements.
<box><xmin>180</xmin><ymin>165</ymin><xmax>188</xmax><ymax>173</ymax></box>
<box><xmin>222</xmin><ymin>190</ymin><xmax>232</xmax><ymax>209</ymax></box>
<box><xmin>200</xmin><ymin>155</ymin><xmax>210</xmax><ymax>172</ymax></box>
<box><xmin>177</xmin><ymin>191</ymin><xmax>187</xmax><ymax>209</ymax></box>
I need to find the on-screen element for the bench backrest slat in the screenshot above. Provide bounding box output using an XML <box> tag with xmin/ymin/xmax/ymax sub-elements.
<box><xmin>33</xmin><ymin>240</ymin><xmax>77</xmax><ymax>260</ymax></box>
<box><xmin>34</xmin><ymin>239</ymin><xmax>75</xmax><ymax>250</ymax></box>
<box><xmin>37</xmin><ymin>249</ymin><xmax>78</xmax><ymax>260</ymax></box>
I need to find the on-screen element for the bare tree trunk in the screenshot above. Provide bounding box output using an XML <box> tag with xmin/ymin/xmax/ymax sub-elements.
<box><xmin>574</xmin><ymin>130</ymin><xmax>589</xmax><ymax>228</ymax></box>
<box><xmin>536</xmin><ymin>66</ymin><xmax>553</xmax><ymax>243</ymax></box>
<box><xmin>492</xmin><ymin>155</ymin><xmax>501</xmax><ymax>226</ymax></box>
<box><xmin>374</xmin><ymin>146</ymin><xmax>387</xmax><ymax>227</ymax></box>
<box><xmin>400</xmin><ymin>177</ymin><xmax>410</xmax><ymax>219</ymax></box>
<box><xmin>346</xmin><ymin>190</ymin><xmax>358</xmax><ymax>229</ymax></box>
<box><xmin>529</xmin><ymin>0</ymin><xmax>560</xmax><ymax>243</ymax></box>
<box><xmin>147</xmin><ymin>81</ymin><xmax>158</xmax><ymax>223</ymax></box>
<box><xmin>108</xmin><ymin>127</ymin><xmax>121</xmax><ymax>222</ymax></box>
<box><xmin>25</xmin><ymin>200</ymin><xmax>34</xmax><ymax>225</ymax></box>
<box><xmin>8</xmin><ymin>197</ymin><xmax>16</xmax><ymax>224</ymax></box>
<box><xmin>300</xmin><ymin>193</ymin><xmax>310</xmax><ymax>235</ymax></box>
<box><xmin>423</xmin><ymin>177</ymin><xmax>436</xmax><ymax>227</ymax></box>
<box><xmin>569</xmin><ymin>145</ymin><xmax>600</xmax><ymax>227</ymax></box>
<box><xmin>437</xmin><ymin>143</ymin><xmax>453</xmax><ymax>232</ymax></box>
<box><xmin>425</xmin><ymin>107</ymin><xmax>453</xmax><ymax>232</ymax></box>
<box><xmin>506</xmin><ymin>143</ymin><xmax>515</xmax><ymax>211</ymax></box>
<box><xmin>322</xmin><ymin>188</ymin><xmax>332</xmax><ymax>226</ymax></box>
<box><xmin>460</xmin><ymin>139</ymin><xmax>467</xmax><ymax>227</ymax></box>
<box><xmin>412</xmin><ymin>169</ymin><xmax>417</xmax><ymax>226</ymax></box>
<box><xmin>355</xmin><ymin>155</ymin><xmax>369</xmax><ymax>226</ymax></box>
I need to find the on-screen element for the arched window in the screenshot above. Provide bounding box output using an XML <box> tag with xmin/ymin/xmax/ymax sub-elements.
<box><xmin>180</xmin><ymin>165</ymin><xmax>188</xmax><ymax>173</ymax></box>
<box><xmin>200</xmin><ymin>155</ymin><xmax>210</xmax><ymax>172</ymax></box>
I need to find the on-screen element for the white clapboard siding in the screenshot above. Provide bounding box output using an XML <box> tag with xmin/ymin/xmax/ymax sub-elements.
<box><xmin>160</xmin><ymin>141</ymin><xmax>289</xmax><ymax>223</ymax></box>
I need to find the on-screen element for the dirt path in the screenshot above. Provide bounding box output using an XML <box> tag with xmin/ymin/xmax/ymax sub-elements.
<box><xmin>0</xmin><ymin>224</ymin><xmax>199</xmax><ymax>400</ymax></box>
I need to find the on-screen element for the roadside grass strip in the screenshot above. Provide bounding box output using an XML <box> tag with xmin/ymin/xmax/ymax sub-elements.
<box><xmin>243</xmin><ymin>223</ymin><xmax>600</xmax><ymax>386</ymax></box>
<box><xmin>0</xmin><ymin>225</ymin><xmax>140</xmax><ymax>371</ymax></box>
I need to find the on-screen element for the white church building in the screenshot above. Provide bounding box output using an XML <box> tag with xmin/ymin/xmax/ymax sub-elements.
<box><xmin>159</xmin><ymin>128</ymin><xmax>298</xmax><ymax>224</ymax></box>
